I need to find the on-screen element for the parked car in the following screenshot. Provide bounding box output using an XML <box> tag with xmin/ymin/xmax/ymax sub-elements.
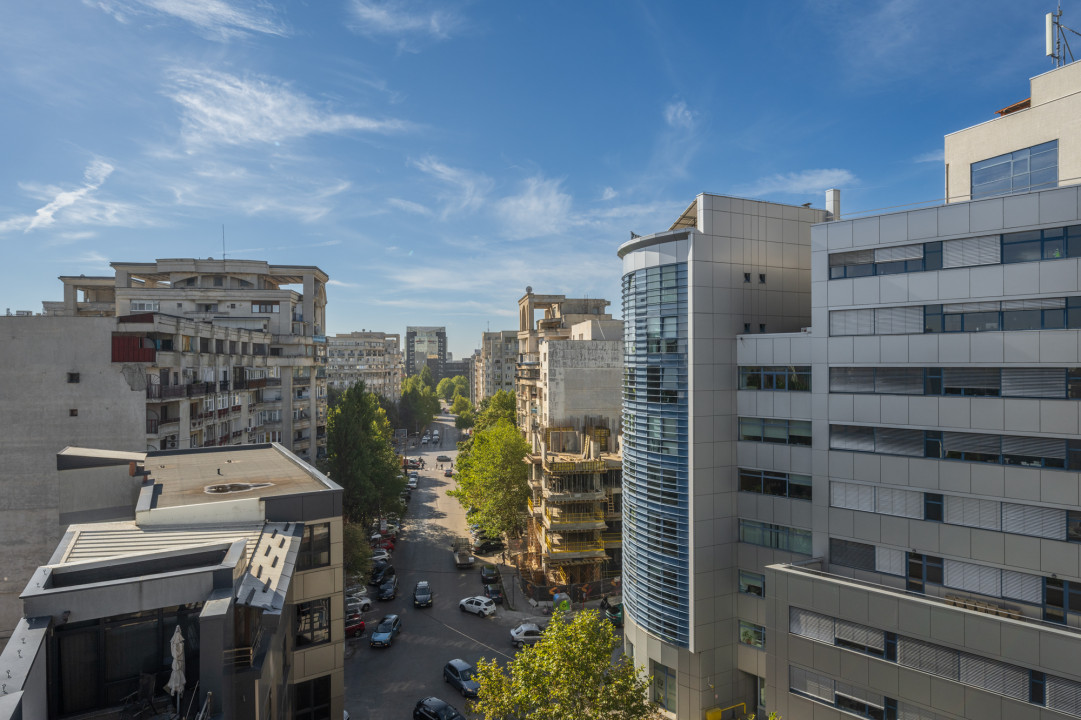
<box><xmin>436</xmin><ymin>455</ymin><xmax>452</xmax><ymax>463</ymax></box>
<box><xmin>413</xmin><ymin>580</ymin><xmax>433</xmax><ymax>608</ymax></box>
<box><xmin>369</xmin><ymin>564</ymin><xmax>395</xmax><ymax>586</ymax></box>
<box><xmin>408</xmin><ymin>477</ymin><xmax>419</xmax><ymax>490</ymax></box>
<box><xmin>413</xmin><ymin>697</ymin><xmax>465</xmax><ymax>720</ymax></box>
<box><xmin>472</xmin><ymin>537</ymin><xmax>504</xmax><ymax>554</ymax></box>
<box><xmin>369</xmin><ymin>614</ymin><xmax>402</xmax><ymax>648</ymax></box>
<box><xmin>509</xmin><ymin>622</ymin><xmax>546</xmax><ymax>648</ymax></box>
<box><xmin>345</xmin><ymin>616</ymin><xmax>365</xmax><ymax>639</ymax></box>
<box><xmin>458</xmin><ymin>596</ymin><xmax>496</xmax><ymax>617</ymax></box>
<box><xmin>479</xmin><ymin>564</ymin><xmax>501</xmax><ymax>585</ymax></box>
<box><xmin>483</xmin><ymin>583</ymin><xmax>504</xmax><ymax>604</ymax></box>
<box><xmin>346</xmin><ymin>596</ymin><xmax>371</xmax><ymax>614</ymax></box>
<box><xmin>371</xmin><ymin>549</ymin><xmax>391</xmax><ymax>563</ymax></box>
<box><xmin>443</xmin><ymin>659</ymin><xmax>480</xmax><ymax>699</ymax></box>
<box><xmin>444</xmin><ymin>469</ymin><xmax>453</xmax><ymax>477</ymax></box>
<box><xmin>377</xmin><ymin>575</ymin><xmax>399</xmax><ymax>600</ymax></box>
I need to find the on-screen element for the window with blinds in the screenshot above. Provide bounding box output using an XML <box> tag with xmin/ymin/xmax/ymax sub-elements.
<box><xmin>875</xmin><ymin>244</ymin><xmax>925</xmax><ymax>262</ymax></box>
<box><xmin>875</xmin><ymin>428</ymin><xmax>925</xmax><ymax>456</ymax></box>
<box><xmin>789</xmin><ymin>665</ymin><xmax>835</xmax><ymax>702</ymax></box>
<box><xmin>942</xmin><ymin>367</ymin><xmax>1001</xmax><ymax>396</ymax></box>
<box><xmin>830</xmin><ymin>538</ymin><xmax>876</xmax><ymax>571</ymax></box>
<box><xmin>944</xmin><ymin>560</ymin><xmax>1002</xmax><ymax>596</ymax></box>
<box><xmin>876</xmin><ymin>487</ymin><xmax>923</xmax><ymax>518</ymax></box>
<box><xmin>1001</xmin><ymin>368</ymin><xmax>1065</xmax><ymax>398</ymax></box>
<box><xmin>874</xmin><ymin>306</ymin><xmax>924</xmax><ymax>335</ymax></box>
<box><xmin>789</xmin><ymin>607</ymin><xmax>835</xmax><ymax>643</ymax></box>
<box><xmin>1002</xmin><ymin>435</ymin><xmax>1067</xmax><ymax>466</ymax></box>
<box><xmin>897</xmin><ymin>701</ymin><xmax>942</xmax><ymax>720</ymax></box>
<box><xmin>875</xmin><ymin>546</ymin><xmax>906</xmax><ymax>576</ymax></box>
<box><xmin>831</xmin><ymin>367</ymin><xmax>875</xmax><ymax>393</ymax></box>
<box><xmin>830</xmin><ymin>309</ymin><xmax>876</xmax><ymax>336</ymax></box>
<box><xmin>830</xmin><ymin>425</ymin><xmax>875</xmax><ymax>452</ymax></box>
<box><xmin>831</xmin><ymin>482</ymin><xmax>875</xmax><ymax>512</ymax></box>
<box><xmin>830</xmin><ymin>249</ymin><xmax>875</xmax><ymax>267</ymax></box>
<box><xmin>1002</xmin><ymin>503</ymin><xmax>1066</xmax><ymax>540</ymax></box>
<box><xmin>874</xmin><ymin>368</ymin><xmax>924</xmax><ymax>394</ymax></box>
<box><xmin>958</xmin><ymin>654</ymin><xmax>1029</xmax><ymax>701</ymax></box>
<box><xmin>1002</xmin><ymin>570</ymin><xmax>1043</xmax><ymax>604</ymax></box>
<box><xmin>944</xmin><ymin>495</ymin><xmax>1001</xmax><ymax>530</ymax></box>
<box><xmin>835</xmin><ymin>619</ymin><xmax>885</xmax><ymax>654</ymax></box>
<box><xmin>1047</xmin><ymin>675</ymin><xmax>1081</xmax><ymax>717</ymax></box>
<box><xmin>942</xmin><ymin>236</ymin><xmax>1000</xmax><ymax>268</ymax></box>
<box><xmin>897</xmin><ymin>637</ymin><xmax>960</xmax><ymax>680</ymax></box>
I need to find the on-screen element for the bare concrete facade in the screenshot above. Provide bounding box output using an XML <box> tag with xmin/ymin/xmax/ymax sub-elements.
<box><xmin>327</xmin><ymin>331</ymin><xmax>403</xmax><ymax>401</ymax></box>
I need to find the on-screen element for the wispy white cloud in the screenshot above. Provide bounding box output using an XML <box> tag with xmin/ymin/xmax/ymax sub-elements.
<box><xmin>387</xmin><ymin>197</ymin><xmax>432</xmax><ymax>216</ymax></box>
<box><xmin>495</xmin><ymin>176</ymin><xmax>573</xmax><ymax>240</ymax></box>
<box><xmin>348</xmin><ymin>0</ymin><xmax>462</xmax><ymax>41</ymax></box>
<box><xmin>664</xmin><ymin>100</ymin><xmax>695</xmax><ymax>130</ymax></box>
<box><xmin>167</xmin><ymin>68</ymin><xmax>411</xmax><ymax>149</ymax></box>
<box><xmin>601</xmin><ymin>186</ymin><xmax>618</xmax><ymax>201</ymax></box>
<box><xmin>86</xmin><ymin>0</ymin><xmax>289</xmax><ymax>40</ymax></box>
<box><xmin>736</xmin><ymin>168</ymin><xmax>857</xmax><ymax>198</ymax></box>
<box><xmin>0</xmin><ymin>160</ymin><xmax>149</xmax><ymax>235</ymax></box>
<box><xmin>914</xmin><ymin>149</ymin><xmax>944</xmax><ymax>164</ymax></box>
<box><xmin>411</xmin><ymin>156</ymin><xmax>492</xmax><ymax>218</ymax></box>
<box><xmin>327</xmin><ymin>279</ymin><xmax>360</xmax><ymax>288</ymax></box>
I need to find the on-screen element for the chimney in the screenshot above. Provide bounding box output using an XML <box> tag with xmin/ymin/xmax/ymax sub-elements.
<box><xmin>825</xmin><ymin>188</ymin><xmax>841</xmax><ymax>221</ymax></box>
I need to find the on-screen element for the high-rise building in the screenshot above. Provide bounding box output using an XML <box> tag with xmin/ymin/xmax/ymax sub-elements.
<box><xmin>0</xmin><ymin>443</ymin><xmax>345</xmax><ymax>719</ymax></box>
<box><xmin>617</xmin><ymin>195</ymin><xmax>824</xmax><ymax>718</ymax></box>
<box><xmin>327</xmin><ymin>331</ymin><xmax>402</xmax><ymax>401</ymax></box>
<box><xmin>473</xmin><ymin>330</ymin><xmax>518</xmax><ymax>405</ymax></box>
<box><xmin>405</xmin><ymin>326</ymin><xmax>446</xmax><ymax>379</ymax></box>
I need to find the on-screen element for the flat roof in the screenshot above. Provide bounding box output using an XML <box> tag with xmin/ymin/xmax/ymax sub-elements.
<box><xmin>145</xmin><ymin>444</ymin><xmax>336</xmax><ymax>509</ymax></box>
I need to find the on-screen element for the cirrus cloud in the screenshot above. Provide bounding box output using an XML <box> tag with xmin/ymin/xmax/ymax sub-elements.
<box><xmin>736</xmin><ymin>168</ymin><xmax>857</xmax><ymax>197</ymax></box>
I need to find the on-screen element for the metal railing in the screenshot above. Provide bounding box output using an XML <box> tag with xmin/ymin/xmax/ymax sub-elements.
<box><xmin>543</xmin><ymin>535</ymin><xmax>604</xmax><ymax>554</ymax></box>
<box><xmin>545</xmin><ymin>509</ymin><xmax>605</xmax><ymax>524</ymax></box>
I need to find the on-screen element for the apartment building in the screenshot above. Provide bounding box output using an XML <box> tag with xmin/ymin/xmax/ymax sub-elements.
<box><xmin>43</xmin><ymin>258</ymin><xmax>329</xmax><ymax>464</ymax></box>
<box><xmin>617</xmin><ymin>194</ymin><xmax>824</xmax><ymax>718</ymax></box>
<box><xmin>618</xmin><ymin>60</ymin><xmax>1081</xmax><ymax>720</ymax></box>
<box><xmin>514</xmin><ymin>293</ymin><xmax>624</xmax><ymax>588</ymax></box>
<box><xmin>327</xmin><ymin>331</ymin><xmax>403</xmax><ymax>401</ymax></box>
<box><xmin>473</xmin><ymin>330</ymin><xmax>518</xmax><ymax>405</ymax></box>
<box><xmin>0</xmin><ymin>443</ymin><xmax>345</xmax><ymax>720</ymax></box>
<box><xmin>405</xmin><ymin>326</ymin><xmax>446</xmax><ymax>379</ymax></box>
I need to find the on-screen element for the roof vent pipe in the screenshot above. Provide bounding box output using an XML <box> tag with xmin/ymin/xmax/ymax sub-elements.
<box><xmin>826</xmin><ymin>189</ymin><xmax>841</xmax><ymax>221</ymax></box>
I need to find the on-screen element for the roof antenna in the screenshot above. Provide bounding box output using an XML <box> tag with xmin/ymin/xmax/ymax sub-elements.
<box><xmin>222</xmin><ymin>224</ymin><xmax>226</xmax><ymax>261</ymax></box>
<box><xmin>1048</xmin><ymin>3</ymin><xmax>1079</xmax><ymax>68</ymax></box>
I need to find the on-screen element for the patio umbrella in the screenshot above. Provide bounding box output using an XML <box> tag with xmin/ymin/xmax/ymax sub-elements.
<box><xmin>165</xmin><ymin>625</ymin><xmax>186</xmax><ymax>715</ymax></box>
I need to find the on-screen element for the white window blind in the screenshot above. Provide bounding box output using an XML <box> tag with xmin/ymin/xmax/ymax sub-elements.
<box><xmin>830</xmin><ymin>309</ymin><xmax>875</xmax><ymax>336</ymax></box>
<box><xmin>875</xmin><ymin>428</ymin><xmax>925</xmax><ymax>457</ymax></box>
<box><xmin>1047</xmin><ymin>675</ymin><xmax>1081</xmax><ymax>718</ymax></box>
<box><xmin>835</xmin><ymin>619</ymin><xmax>884</xmax><ymax>651</ymax></box>
<box><xmin>958</xmin><ymin>654</ymin><xmax>1028</xmax><ymax>701</ymax></box>
<box><xmin>942</xmin><ymin>367</ymin><xmax>1001</xmax><ymax>392</ymax></box>
<box><xmin>1001</xmin><ymin>435</ymin><xmax>1066</xmax><ymax>459</ymax></box>
<box><xmin>875</xmin><ymin>244</ymin><xmax>925</xmax><ymax>262</ymax></box>
<box><xmin>875</xmin><ymin>546</ymin><xmax>906</xmax><ymax>576</ymax></box>
<box><xmin>835</xmin><ymin>680</ymin><xmax>882</xmax><ymax>707</ymax></box>
<box><xmin>944</xmin><ymin>560</ymin><xmax>1002</xmax><ymax>596</ymax></box>
<box><xmin>1001</xmin><ymin>297</ymin><xmax>1065</xmax><ymax>310</ymax></box>
<box><xmin>831</xmin><ymin>367</ymin><xmax>875</xmax><ymax>393</ymax></box>
<box><xmin>897</xmin><ymin>637</ymin><xmax>960</xmax><ymax>680</ymax></box>
<box><xmin>1002</xmin><ymin>570</ymin><xmax>1042</xmax><ymax>604</ymax></box>
<box><xmin>789</xmin><ymin>607</ymin><xmax>834</xmax><ymax>643</ymax></box>
<box><xmin>942</xmin><ymin>432</ymin><xmax>1001</xmax><ymax>454</ymax></box>
<box><xmin>897</xmin><ymin>701</ymin><xmax>941</xmax><ymax>720</ymax></box>
<box><xmin>1002</xmin><ymin>502</ymin><xmax>1066</xmax><ymax>540</ymax></box>
<box><xmin>875</xmin><ymin>368</ymin><xmax>924</xmax><ymax>395</ymax></box>
<box><xmin>1001</xmin><ymin>368</ymin><xmax>1064</xmax><ymax>398</ymax></box>
<box><xmin>830</xmin><ymin>249</ymin><xmax>875</xmax><ymax>267</ymax></box>
<box><xmin>830</xmin><ymin>425</ymin><xmax>876</xmax><ymax>452</ymax></box>
<box><xmin>944</xmin><ymin>495</ymin><xmax>1001</xmax><ymax>531</ymax></box>
<box><xmin>789</xmin><ymin>665</ymin><xmax>835</xmax><ymax>702</ymax></box>
<box><xmin>831</xmin><ymin>482</ymin><xmax>875</xmax><ymax>512</ymax></box>
<box><xmin>942</xmin><ymin>236</ymin><xmax>1000</xmax><ymax>268</ymax></box>
<box><xmin>874</xmin><ymin>306</ymin><xmax>924</xmax><ymax>335</ymax></box>
<box><xmin>876</xmin><ymin>487</ymin><xmax>923</xmax><ymax>518</ymax></box>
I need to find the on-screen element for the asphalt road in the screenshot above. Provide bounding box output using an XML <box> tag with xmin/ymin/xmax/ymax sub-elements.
<box><xmin>344</xmin><ymin>410</ymin><xmax>545</xmax><ymax>719</ymax></box>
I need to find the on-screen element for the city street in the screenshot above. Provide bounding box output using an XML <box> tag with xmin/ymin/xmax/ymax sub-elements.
<box><xmin>344</xmin><ymin>410</ymin><xmax>543</xmax><ymax>719</ymax></box>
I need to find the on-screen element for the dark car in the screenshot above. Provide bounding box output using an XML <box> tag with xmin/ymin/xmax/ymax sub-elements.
<box><xmin>479</xmin><ymin>564</ymin><xmax>501</xmax><ymax>585</ymax></box>
<box><xmin>370</xmin><ymin>614</ymin><xmax>402</xmax><ymax>648</ymax></box>
<box><xmin>483</xmin><ymin>583</ymin><xmax>504</xmax><ymax>604</ymax></box>
<box><xmin>436</xmin><ymin>455</ymin><xmax>452</xmax><ymax>463</ymax></box>
<box><xmin>413</xmin><ymin>580</ymin><xmax>433</xmax><ymax>608</ymax></box>
<box><xmin>377</xmin><ymin>575</ymin><xmax>399</xmax><ymax>600</ymax></box>
<box><xmin>414</xmin><ymin>697</ymin><xmax>465</xmax><ymax>720</ymax></box>
<box><xmin>369</xmin><ymin>564</ymin><xmax>395</xmax><ymax>587</ymax></box>
<box><xmin>472</xmin><ymin>537</ymin><xmax>504</xmax><ymax>554</ymax></box>
<box><xmin>444</xmin><ymin>469</ymin><xmax>453</xmax><ymax>477</ymax></box>
<box><xmin>443</xmin><ymin>659</ymin><xmax>480</xmax><ymax>698</ymax></box>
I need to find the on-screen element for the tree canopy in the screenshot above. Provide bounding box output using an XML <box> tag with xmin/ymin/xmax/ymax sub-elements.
<box><xmin>399</xmin><ymin>375</ymin><xmax>440</xmax><ymax>434</ymax></box>
<box><xmin>417</xmin><ymin>364</ymin><xmax>435</xmax><ymax>391</ymax></box>
<box><xmin>450</xmin><ymin>418</ymin><xmax>530</xmax><ymax>537</ymax></box>
<box><xmin>475</xmin><ymin>389</ymin><xmax>516</xmax><ymax>431</ymax></box>
<box><xmin>450</xmin><ymin>393</ymin><xmax>472</xmax><ymax>416</ymax></box>
<box><xmin>472</xmin><ymin>609</ymin><xmax>661</xmax><ymax>720</ymax></box>
<box><xmin>324</xmin><ymin>381</ymin><xmax>405</xmax><ymax>524</ymax></box>
<box><xmin>436</xmin><ymin>375</ymin><xmax>469</xmax><ymax>401</ymax></box>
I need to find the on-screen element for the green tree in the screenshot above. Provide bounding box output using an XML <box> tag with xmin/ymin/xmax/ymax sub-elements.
<box><xmin>451</xmin><ymin>374</ymin><xmax>469</xmax><ymax>399</ymax></box>
<box><xmin>450</xmin><ymin>418</ymin><xmax>529</xmax><ymax>537</ymax></box>
<box><xmin>450</xmin><ymin>393</ymin><xmax>472</xmax><ymax>415</ymax></box>
<box><xmin>400</xmin><ymin>375</ymin><xmax>440</xmax><ymax>434</ymax></box>
<box><xmin>473</xmin><ymin>609</ymin><xmax>661</xmax><ymax>720</ymax></box>
<box><xmin>325</xmin><ymin>382</ymin><xmax>405</xmax><ymax>524</ymax></box>
<box><xmin>418</xmin><ymin>364</ymin><xmax>435</xmax><ymax>391</ymax></box>
<box><xmin>475</xmin><ymin>389</ymin><xmax>516</xmax><ymax>431</ymax></box>
<box><xmin>342</xmin><ymin>520</ymin><xmax>374</xmax><ymax>577</ymax></box>
<box><xmin>437</xmin><ymin>377</ymin><xmax>456</xmax><ymax>402</ymax></box>
<box><xmin>455</xmin><ymin>408</ymin><xmax>475</xmax><ymax>429</ymax></box>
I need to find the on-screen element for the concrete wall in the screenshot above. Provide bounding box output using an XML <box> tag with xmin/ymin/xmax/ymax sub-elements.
<box><xmin>0</xmin><ymin>316</ymin><xmax>145</xmax><ymax>649</ymax></box>
<box><xmin>542</xmin><ymin>339</ymin><xmax>623</xmax><ymax>429</ymax></box>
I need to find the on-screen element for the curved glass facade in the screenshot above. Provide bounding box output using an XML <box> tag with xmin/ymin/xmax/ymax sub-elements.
<box><xmin>621</xmin><ymin>262</ymin><xmax>690</xmax><ymax>646</ymax></box>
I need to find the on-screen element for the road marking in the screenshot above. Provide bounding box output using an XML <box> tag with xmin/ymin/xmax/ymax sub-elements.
<box><xmin>410</xmin><ymin>610</ymin><xmax>513</xmax><ymax>660</ymax></box>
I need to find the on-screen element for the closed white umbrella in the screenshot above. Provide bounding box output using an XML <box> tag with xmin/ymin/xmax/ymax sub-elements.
<box><xmin>165</xmin><ymin>625</ymin><xmax>186</xmax><ymax>715</ymax></box>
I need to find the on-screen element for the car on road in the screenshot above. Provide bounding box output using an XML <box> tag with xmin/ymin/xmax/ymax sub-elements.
<box><xmin>421</xmin><ymin>436</ymin><xmax>429</xmax><ymax>445</ymax></box>
<box><xmin>443</xmin><ymin>659</ymin><xmax>480</xmax><ymax>699</ymax></box>
<box><xmin>472</xmin><ymin>537</ymin><xmax>504</xmax><ymax>554</ymax></box>
<box><xmin>345</xmin><ymin>616</ymin><xmax>365</xmax><ymax>638</ymax></box>
<box><xmin>458</xmin><ymin>596</ymin><xmax>496</xmax><ymax>617</ymax></box>
<box><xmin>509</xmin><ymin>622</ymin><xmax>546</xmax><ymax>648</ymax></box>
<box><xmin>408</xmin><ymin>476</ymin><xmax>419</xmax><ymax>490</ymax></box>
<box><xmin>444</xmin><ymin>469</ymin><xmax>453</xmax><ymax>477</ymax></box>
<box><xmin>371</xmin><ymin>549</ymin><xmax>391</xmax><ymax>563</ymax></box>
<box><xmin>413</xmin><ymin>580</ymin><xmax>433</xmax><ymax>607</ymax></box>
<box><xmin>413</xmin><ymin>697</ymin><xmax>465</xmax><ymax>720</ymax></box>
<box><xmin>369</xmin><ymin>564</ymin><xmax>395</xmax><ymax>587</ymax></box>
<box><xmin>346</xmin><ymin>596</ymin><xmax>371</xmax><ymax>614</ymax></box>
<box><xmin>479</xmin><ymin>564</ymin><xmax>501</xmax><ymax>585</ymax></box>
<box><xmin>377</xmin><ymin>575</ymin><xmax>399</xmax><ymax>600</ymax></box>
<box><xmin>369</xmin><ymin>614</ymin><xmax>402</xmax><ymax>648</ymax></box>
<box><xmin>483</xmin><ymin>583</ymin><xmax>504</xmax><ymax>604</ymax></box>
<box><xmin>436</xmin><ymin>455</ymin><xmax>452</xmax><ymax>463</ymax></box>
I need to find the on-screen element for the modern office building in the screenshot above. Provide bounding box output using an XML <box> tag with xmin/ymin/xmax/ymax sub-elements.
<box><xmin>405</xmin><ymin>326</ymin><xmax>446</xmax><ymax>379</ymax></box>
<box><xmin>514</xmin><ymin>305</ymin><xmax>624</xmax><ymax>587</ymax></box>
<box><xmin>473</xmin><ymin>330</ymin><xmax>518</xmax><ymax>405</ymax></box>
<box><xmin>0</xmin><ymin>443</ymin><xmax>345</xmax><ymax>720</ymax></box>
<box><xmin>326</xmin><ymin>331</ymin><xmax>402</xmax><ymax>400</ymax></box>
<box><xmin>617</xmin><ymin>194</ymin><xmax>825</xmax><ymax>718</ymax></box>
<box><xmin>620</xmin><ymin>59</ymin><xmax>1081</xmax><ymax>720</ymax></box>
<box><xmin>444</xmin><ymin>357</ymin><xmax>471</xmax><ymax>383</ymax></box>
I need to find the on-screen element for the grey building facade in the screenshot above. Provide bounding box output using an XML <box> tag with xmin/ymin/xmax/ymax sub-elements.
<box><xmin>405</xmin><ymin>326</ymin><xmax>446</xmax><ymax>379</ymax></box>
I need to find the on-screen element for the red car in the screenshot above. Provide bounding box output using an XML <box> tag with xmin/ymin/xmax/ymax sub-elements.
<box><xmin>346</xmin><ymin>615</ymin><xmax>365</xmax><ymax>638</ymax></box>
<box><xmin>371</xmin><ymin>537</ymin><xmax>395</xmax><ymax>551</ymax></box>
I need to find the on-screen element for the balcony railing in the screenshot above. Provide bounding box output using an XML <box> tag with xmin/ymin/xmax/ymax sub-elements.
<box><xmin>247</xmin><ymin>377</ymin><xmax>267</xmax><ymax>389</ymax></box>
<box><xmin>219</xmin><ymin>380</ymin><xmax>230</xmax><ymax>392</ymax></box>
<box><xmin>543</xmin><ymin>536</ymin><xmax>604</xmax><ymax>554</ymax></box>
<box><xmin>293</xmin><ymin>376</ymin><xmax>311</xmax><ymax>386</ymax></box>
<box><xmin>601</xmin><ymin>532</ymin><xmax>622</xmax><ymax>547</ymax></box>
<box><xmin>545</xmin><ymin>509</ymin><xmax>605</xmax><ymax>524</ymax></box>
<box><xmin>265</xmin><ymin>377</ymin><xmax>281</xmax><ymax>387</ymax></box>
<box><xmin>146</xmin><ymin>384</ymin><xmax>161</xmax><ymax>399</ymax></box>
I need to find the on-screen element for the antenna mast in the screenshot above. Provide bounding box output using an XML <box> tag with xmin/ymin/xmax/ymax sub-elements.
<box><xmin>222</xmin><ymin>225</ymin><xmax>226</xmax><ymax>261</ymax></box>
<box><xmin>1047</xmin><ymin>4</ymin><xmax>1080</xmax><ymax>67</ymax></box>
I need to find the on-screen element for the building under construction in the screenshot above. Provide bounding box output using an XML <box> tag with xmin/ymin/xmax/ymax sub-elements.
<box><xmin>514</xmin><ymin>289</ymin><xmax>624</xmax><ymax>586</ymax></box>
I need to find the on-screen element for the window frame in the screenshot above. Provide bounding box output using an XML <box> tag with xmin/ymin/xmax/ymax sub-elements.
<box><xmin>295</xmin><ymin>597</ymin><xmax>331</xmax><ymax>648</ymax></box>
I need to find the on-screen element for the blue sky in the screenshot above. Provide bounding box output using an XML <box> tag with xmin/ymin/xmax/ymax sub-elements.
<box><xmin>0</xmin><ymin>0</ymin><xmax>1061</xmax><ymax>358</ymax></box>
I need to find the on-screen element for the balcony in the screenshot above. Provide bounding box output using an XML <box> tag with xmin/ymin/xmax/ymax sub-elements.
<box><xmin>543</xmin><ymin>535</ymin><xmax>605</xmax><ymax>557</ymax></box>
<box><xmin>543</xmin><ymin>509</ymin><xmax>607</xmax><ymax>531</ymax></box>
<box><xmin>293</xmin><ymin>376</ymin><xmax>311</xmax><ymax>387</ymax></box>
<box><xmin>247</xmin><ymin>377</ymin><xmax>268</xmax><ymax>390</ymax></box>
<box><xmin>219</xmin><ymin>380</ymin><xmax>230</xmax><ymax>392</ymax></box>
<box><xmin>265</xmin><ymin>377</ymin><xmax>281</xmax><ymax>387</ymax></box>
<box><xmin>601</xmin><ymin>532</ymin><xmax>622</xmax><ymax>548</ymax></box>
